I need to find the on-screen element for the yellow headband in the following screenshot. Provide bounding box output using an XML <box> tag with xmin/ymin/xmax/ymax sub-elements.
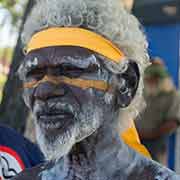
<box><xmin>24</xmin><ymin>75</ymin><xmax>109</xmax><ymax>91</ymax></box>
<box><xmin>26</xmin><ymin>27</ymin><xmax>125</xmax><ymax>63</ymax></box>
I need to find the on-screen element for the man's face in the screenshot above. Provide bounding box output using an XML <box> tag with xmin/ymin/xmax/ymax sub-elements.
<box><xmin>19</xmin><ymin>46</ymin><xmax>116</xmax><ymax>159</ymax></box>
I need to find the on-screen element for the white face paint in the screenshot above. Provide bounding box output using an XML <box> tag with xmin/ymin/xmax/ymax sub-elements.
<box><xmin>36</xmin><ymin>121</ymin><xmax>77</xmax><ymax>160</ymax></box>
<box><xmin>26</xmin><ymin>57</ymin><xmax>38</xmax><ymax>68</ymax></box>
<box><xmin>35</xmin><ymin>100</ymin><xmax>103</xmax><ymax>160</ymax></box>
<box><xmin>75</xmin><ymin>102</ymin><xmax>103</xmax><ymax>143</ymax></box>
<box><xmin>21</xmin><ymin>49</ymin><xmax>112</xmax><ymax>161</ymax></box>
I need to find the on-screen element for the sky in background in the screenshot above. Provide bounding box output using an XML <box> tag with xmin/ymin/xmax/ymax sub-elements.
<box><xmin>0</xmin><ymin>23</ymin><xmax>18</xmax><ymax>47</ymax></box>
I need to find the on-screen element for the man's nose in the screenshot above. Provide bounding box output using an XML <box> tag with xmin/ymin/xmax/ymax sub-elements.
<box><xmin>34</xmin><ymin>82</ymin><xmax>66</xmax><ymax>101</ymax></box>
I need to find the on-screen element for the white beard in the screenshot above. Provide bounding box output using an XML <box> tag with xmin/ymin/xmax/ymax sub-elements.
<box><xmin>34</xmin><ymin>102</ymin><xmax>103</xmax><ymax>161</ymax></box>
<box><xmin>75</xmin><ymin>105</ymin><xmax>102</xmax><ymax>143</ymax></box>
<box><xmin>35</xmin><ymin>123</ymin><xmax>77</xmax><ymax>160</ymax></box>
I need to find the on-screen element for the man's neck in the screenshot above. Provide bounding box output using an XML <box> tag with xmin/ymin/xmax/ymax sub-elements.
<box><xmin>67</xmin><ymin>124</ymin><xmax>134</xmax><ymax>178</ymax></box>
<box><xmin>38</xmin><ymin>122</ymin><xmax>179</xmax><ymax>180</ymax></box>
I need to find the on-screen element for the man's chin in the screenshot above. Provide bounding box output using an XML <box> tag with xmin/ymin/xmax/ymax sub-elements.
<box><xmin>36</xmin><ymin>123</ymin><xmax>77</xmax><ymax>160</ymax></box>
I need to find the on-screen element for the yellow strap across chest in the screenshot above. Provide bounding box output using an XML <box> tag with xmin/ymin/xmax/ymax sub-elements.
<box><xmin>121</xmin><ymin>120</ymin><xmax>151</xmax><ymax>158</ymax></box>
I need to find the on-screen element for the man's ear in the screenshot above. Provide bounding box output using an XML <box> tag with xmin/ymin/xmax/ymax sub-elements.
<box><xmin>115</xmin><ymin>60</ymin><xmax>140</xmax><ymax>108</ymax></box>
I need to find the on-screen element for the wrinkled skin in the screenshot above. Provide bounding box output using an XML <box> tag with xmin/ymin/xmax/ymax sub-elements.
<box><xmin>19</xmin><ymin>46</ymin><xmax>121</xmax><ymax>160</ymax></box>
<box><xmin>14</xmin><ymin>47</ymin><xmax>180</xmax><ymax>180</ymax></box>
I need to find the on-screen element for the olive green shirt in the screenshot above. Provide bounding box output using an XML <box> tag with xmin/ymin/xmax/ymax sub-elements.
<box><xmin>136</xmin><ymin>91</ymin><xmax>180</xmax><ymax>133</ymax></box>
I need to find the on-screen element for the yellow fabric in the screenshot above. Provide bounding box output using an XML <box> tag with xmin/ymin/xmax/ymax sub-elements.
<box><xmin>24</xmin><ymin>75</ymin><xmax>110</xmax><ymax>91</ymax></box>
<box><xmin>26</xmin><ymin>27</ymin><xmax>125</xmax><ymax>63</ymax></box>
<box><xmin>121</xmin><ymin>121</ymin><xmax>151</xmax><ymax>158</ymax></box>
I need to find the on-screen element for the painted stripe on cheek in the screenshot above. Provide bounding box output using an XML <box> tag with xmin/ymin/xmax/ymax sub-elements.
<box><xmin>23</xmin><ymin>75</ymin><xmax>110</xmax><ymax>91</ymax></box>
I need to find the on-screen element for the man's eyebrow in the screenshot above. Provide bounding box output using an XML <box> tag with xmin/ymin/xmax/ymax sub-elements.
<box><xmin>25</xmin><ymin>54</ymin><xmax>50</xmax><ymax>68</ymax></box>
<box><xmin>22</xmin><ymin>53</ymin><xmax>100</xmax><ymax>74</ymax></box>
<box><xmin>56</xmin><ymin>54</ymin><xmax>100</xmax><ymax>68</ymax></box>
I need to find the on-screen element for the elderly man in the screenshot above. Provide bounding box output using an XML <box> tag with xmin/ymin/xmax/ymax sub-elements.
<box><xmin>13</xmin><ymin>0</ymin><xmax>180</xmax><ymax>179</ymax></box>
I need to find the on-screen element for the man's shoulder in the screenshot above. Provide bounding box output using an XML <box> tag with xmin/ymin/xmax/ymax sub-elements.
<box><xmin>127</xmin><ymin>157</ymin><xmax>180</xmax><ymax>180</ymax></box>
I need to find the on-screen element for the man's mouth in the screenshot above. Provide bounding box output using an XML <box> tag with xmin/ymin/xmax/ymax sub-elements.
<box><xmin>37</xmin><ymin>111</ymin><xmax>74</xmax><ymax>131</ymax></box>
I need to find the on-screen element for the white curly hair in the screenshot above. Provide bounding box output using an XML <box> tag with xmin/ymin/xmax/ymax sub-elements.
<box><xmin>22</xmin><ymin>0</ymin><xmax>150</xmax><ymax>132</ymax></box>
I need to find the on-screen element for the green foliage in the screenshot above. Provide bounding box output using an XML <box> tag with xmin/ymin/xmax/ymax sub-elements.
<box><xmin>0</xmin><ymin>74</ymin><xmax>7</xmax><ymax>102</ymax></box>
<box><xmin>0</xmin><ymin>48</ymin><xmax>13</xmax><ymax>63</ymax></box>
<box><xmin>0</xmin><ymin>74</ymin><xmax>7</xmax><ymax>87</ymax></box>
<box><xmin>0</xmin><ymin>74</ymin><xmax>6</xmax><ymax>85</ymax></box>
<box><xmin>0</xmin><ymin>47</ymin><xmax>13</xmax><ymax>102</ymax></box>
<box><xmin>0</xmin><ymin>0</ymin><xmax>28</xmax><ymax>28</ymax></box>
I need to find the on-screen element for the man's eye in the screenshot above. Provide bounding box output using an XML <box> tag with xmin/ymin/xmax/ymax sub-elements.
<box><xmin>26</xmin><ymin>68</ymin><xmax>45</xmax><ymax>81</ymax></box>
<box><xmin>53</xmin><ymin>64</ymin><xmax>99</xmax><ymax>78</ymax></box>
<box><xmin>63</xmin><ymin>66</ymin><xmax>87</xmax><ymax>77</ymax></box>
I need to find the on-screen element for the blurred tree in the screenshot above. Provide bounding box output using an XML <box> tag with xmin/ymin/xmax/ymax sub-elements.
<box><xmin>0</xmin><ymin>0</ymin><xmax>34</xmax><ymax>133</ymax></box>
<box><xmin>0</xmin><ymin>0</ymin><xmax>27</xmax><ymax>60</ymax></box>
<box><xmin>0</xmin><ymin>0</ymin><xmax>26</xmax><ymax>29</ymax></box>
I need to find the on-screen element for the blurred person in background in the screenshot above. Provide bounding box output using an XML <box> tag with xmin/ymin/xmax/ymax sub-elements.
<box><xmin>0</xmin><ymin>125</ymin><xmax>44</xmax><ymax>179</ymax></box>
<box><xmin>135</xmin><ymin>57</ymin><xmax>180</xmax><ymax>166</ymax></box>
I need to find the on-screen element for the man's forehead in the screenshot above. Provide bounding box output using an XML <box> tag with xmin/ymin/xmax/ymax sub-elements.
<box><xmin>19</xmin><ymin>47</ymin><xmax>105</xmax><ymax>80</ymax></box>
<box><xmin>23</xmin><ymin>46</ymin><xmax>102</xmax><ymax>67</ymax></box>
